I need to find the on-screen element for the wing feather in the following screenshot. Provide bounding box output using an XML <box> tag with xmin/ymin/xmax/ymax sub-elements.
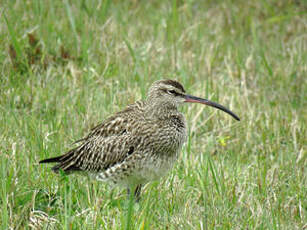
<box><xmin>40</xmin><ymin>100</ymin><xmax>147</xmax><ymax>173</ymax></box>
<box><xmin>74</xmin><ymin>101</ymin><xmax>145</xmax><ymax>143</ymax></box>
<box><xmin>41</xmin><ymin>134</ymin><xmax>139</xmax><ymax>174</ymax></box>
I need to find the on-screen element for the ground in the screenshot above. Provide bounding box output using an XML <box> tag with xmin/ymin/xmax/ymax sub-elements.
<box><xmin>0</xmin><ymin>0</ymin><xmax>306</xmax><ymax>229</ymax></box>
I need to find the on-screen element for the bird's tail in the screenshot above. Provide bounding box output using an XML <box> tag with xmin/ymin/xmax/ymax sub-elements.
<box><xmin>39</xmin><ymin>149</ymin><xmax>81</xmax><ymax>173</ymax></box>
<box><xmin>39</xmin><ymin>156</ymin><xmax>63</xmax><ymax>164</ymax></box>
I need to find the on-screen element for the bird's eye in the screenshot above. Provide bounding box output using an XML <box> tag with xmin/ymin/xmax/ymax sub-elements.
<box><xmin>168</xmin><ymin>90</ymin><xmax>177</xmax><ymax>95</ymax></box>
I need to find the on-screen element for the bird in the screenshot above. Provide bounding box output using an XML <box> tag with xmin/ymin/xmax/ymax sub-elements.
<box><xmin>39</xmin><ymin>79</ymin><xmax>240</xmax><ymax>201</ymax></box>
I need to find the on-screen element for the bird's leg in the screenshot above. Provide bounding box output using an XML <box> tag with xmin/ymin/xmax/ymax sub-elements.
<box><xmin>126</xmin><ymin>184</ymin><xmax>142</xmax><ymax>202</ymax></box>
<box><xmin>127</xmin><ymin>187</ymin><xmax>131</xmax><ymax>199</ymax></box>
<box><xmin>134</xmin><ymin>184</ymin><xmax>142</xmax><ymax>202</ymax></box>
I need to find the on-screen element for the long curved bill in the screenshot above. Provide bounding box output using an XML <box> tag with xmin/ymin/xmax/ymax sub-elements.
<box><xmin>184</xmin><ymin>95</ymin><xmax>240</xmax><ymax>121</ymax></box>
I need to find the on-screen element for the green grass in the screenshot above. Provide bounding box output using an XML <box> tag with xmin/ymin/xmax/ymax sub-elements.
<box><xmin>1</xmin><ymin>0</ymin><xmax>306</xmax><ymax>229</ymax></box>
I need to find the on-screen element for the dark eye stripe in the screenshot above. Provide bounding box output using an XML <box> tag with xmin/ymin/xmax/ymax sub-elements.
<box><xmin>161</xmin><ymin>88</ymin><xmax>182</xmax><ymax>97</ymax></box>
<box><xmin>169</xmin><ymin>90</ymin><xmax>183</xmax><ymax>97</ymax></box>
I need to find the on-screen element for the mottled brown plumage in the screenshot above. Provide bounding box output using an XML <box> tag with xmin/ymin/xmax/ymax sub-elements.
<box><xmin>40</xmin><ymin>79</ymin><xmax>239</xmax><ymax>200</ymax></box>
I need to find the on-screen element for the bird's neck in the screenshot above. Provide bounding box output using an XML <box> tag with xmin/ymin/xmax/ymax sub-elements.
<box><xmin>145</xmin><ymin>100</ymin><xmax>179</xmax><ymax>119</ymax></box>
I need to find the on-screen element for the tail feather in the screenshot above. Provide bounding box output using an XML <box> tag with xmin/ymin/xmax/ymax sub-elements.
<box><xmin>39</xmin><ymin>149</ymin><xmax>81</xmax><ymax>173</ymax></box>
<box><xmin>51</xmin><ymin>164</ymin><xmax>81</xmax><ymax>173</ymax></box>
<box><xmin>39</xmin><ymin>155</ymin><xmax>63</xmax><ymax>164</ymax></box>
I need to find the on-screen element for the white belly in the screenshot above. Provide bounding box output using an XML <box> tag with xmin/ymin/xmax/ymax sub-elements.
<box><xmin>135</xmin><ymin>153</ymin><xmax>178</xmax><ymax>182</ymax></box>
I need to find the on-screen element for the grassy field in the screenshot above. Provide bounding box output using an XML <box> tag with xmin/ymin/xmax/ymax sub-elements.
<box><xmin>1</xmin><ymin>0</ymin><xmax>306</xmax><ymax>229</ymax></box>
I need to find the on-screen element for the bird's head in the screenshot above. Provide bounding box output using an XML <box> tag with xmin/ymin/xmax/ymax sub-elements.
<box><xmin>147</xmin><ymin>79</ymin><xmax>240</xmax><ymax>121</ymax></box>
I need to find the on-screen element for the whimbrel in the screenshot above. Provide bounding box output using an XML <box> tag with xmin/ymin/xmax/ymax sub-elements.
<box><xmin>40</xmin><ymin>79</ymin><xmax>240</xmax><ymax>200</ymax></box>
